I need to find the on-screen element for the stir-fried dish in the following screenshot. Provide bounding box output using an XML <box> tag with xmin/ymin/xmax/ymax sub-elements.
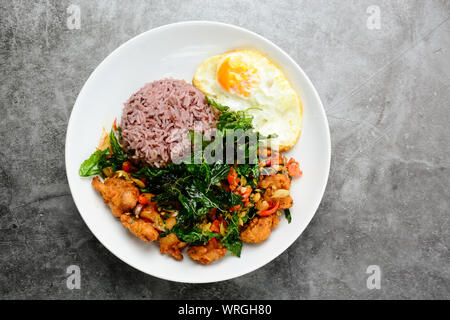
<box><xmin>79</xmin><ymin>50</ymin><xmax>303</xmax><ymax>265</ymax></box>
<box><xmin>80</xmin><ymin>96</ymin><xmax>301</xmax><ymax>264</ymax></box>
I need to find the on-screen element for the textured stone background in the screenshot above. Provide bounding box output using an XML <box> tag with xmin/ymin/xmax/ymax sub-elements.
<box><xmin>0</xmin><ymin>0</ymin><xmax>449</xmax><ymax>299</ymax></box>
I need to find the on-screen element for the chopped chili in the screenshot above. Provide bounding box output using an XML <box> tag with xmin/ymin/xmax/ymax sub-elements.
<box><xmin>287</xmin><ymin>158</ymin><xmax>302</xmax><ymax>177</ymax></box>
<box><xmin>230</xmin><ymin>204</ymin><xmax>241</xmax><ymax>211</ymax></box>
<box><xmin>211</xmin><ymin>220</ymin><xmax>220</xmax><ymax>233</ymax></box>
<box><xmin>122</xmin><ymin>161</ymin><xmax>132</xmax><ymax>172</ymax></box>
<box><xmin>227</xmin><ymin>166</ymin><xmax>240</xmax><ymax>191</ymax></box>
<box><xmin>138</xmin><ymin>194</ymin><xmax>148</xmax><ymax>205</ymax></box>
<box><xmin>259</xmin><ymin>200</ymin><xmax>280</xmax><ymax>216</ymax></box>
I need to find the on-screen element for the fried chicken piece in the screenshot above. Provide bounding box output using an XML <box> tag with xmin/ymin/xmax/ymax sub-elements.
<box><xmin>159</xmin><ymin>233</ymin><xmax>187</xmax><ymax>261</ymax></box>
<box><xmin>164</xmin><ymin>216</ymin><xmax>177</xmax><ymax>230</ymax></box>
<box><xmin>240</xmin><ymin>215</ymin><xmax>280</xmax><ymax>243</ymax></box>
<box><xmin>92</xmin><ymin>177</ymin><xmax>139</xmax><ymax>218</ymax></box>
<box><xmin>259</xmin><ymin>174</ymin><xmax>293</xmax><ymax>210</ymax></box>
<box><xmin>263</xmin><ymin>188</ymin><xmax>293</xmax><ymax>210</ymax></box>
<box><xmin>187</xmin><ymin>238</ymin><xmax>227</xmax><ymax>264</ymax></box>
<box><xmin>120</xmin><ymin>214</ymin><xmax>159</xmax><ymax>242</ymax></box>
<box><xmin>258</xmin><ymin>174</ymin><xmax>291</xmax><ymax>190</ymax></box>
<box><xmin>277</xmin><ymin>196</ymin><xmax>293</xmax><ymax>209</ymax></box>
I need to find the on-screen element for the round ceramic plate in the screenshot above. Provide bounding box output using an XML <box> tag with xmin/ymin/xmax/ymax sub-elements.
<box><xmin>66</xmin><ymin>21</ymin><xmax>330</xmax><ymax>283</ymax></box>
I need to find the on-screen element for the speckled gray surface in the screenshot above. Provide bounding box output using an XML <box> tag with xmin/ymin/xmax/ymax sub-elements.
<box><xmin>0</xmin><ymin>0</ymin><xmax>449</xmax><ymax>299</ymax></box>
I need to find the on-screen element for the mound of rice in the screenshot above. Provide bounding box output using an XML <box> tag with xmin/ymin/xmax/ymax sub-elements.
<box><xmin>121</xmin><ymin>79</ymin><xmax>215</xmax><ymax>167</ymax></box>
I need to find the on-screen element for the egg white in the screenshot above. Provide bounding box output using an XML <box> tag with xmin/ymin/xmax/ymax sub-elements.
<box><xmin>193</xmin><ymin>50</ymin><xmax>302</xmax><ymax>151</ymax></box>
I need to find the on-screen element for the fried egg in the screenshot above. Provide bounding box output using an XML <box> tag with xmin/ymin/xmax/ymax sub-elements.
<box><xmin>193</xmin><ymin>49</ymin><xmax>302</xmax><ymax>151</ymax></box>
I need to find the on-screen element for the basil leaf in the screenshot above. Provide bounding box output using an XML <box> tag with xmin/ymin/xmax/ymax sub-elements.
<box><xmin>210</xmin><ymin>163</ymin><xmax>230</xmax><ymax>186</ymax></box>
<box><xmin>107</xmin><ymin>129</ymin><xmax>128</xmax><ymax>171</ymax></box>
<box><xmin>221</xmin><ymin>215</ymin><xmax>242</xmax><ymax>257</ymax></box>
<box><xmin>284</xmin><ymin>208</ymin><xmax>292</xmax><ymax>223</ymax></box>
<box><xmin>185</xmin><ymin>183</ymin><xmax>220</xmax><ymax>210</ymax></box>
<box><xmin>214</xmin><ymin>187</ymin><xmax>242</xmax><ymax>207</ymax></box>
<box><xmin>171</xmin><ymin>226</ymin><xmax>219</xmax><ymax>246</ymax></box>
<box><xmin>79</xmin><ymin>149</ymin><xmax>108</xmax><ymax>177</ymax></box>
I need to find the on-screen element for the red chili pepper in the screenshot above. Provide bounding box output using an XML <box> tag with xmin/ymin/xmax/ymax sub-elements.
<box><xmin>211</xmin><ymin>220</ymin><xmax>220</xmax><ymax>233</ymax></box>
<box><xmin>227</xmin><ymin>167</ymin><xmax>240</xmax><ymax>191</ymax></box>
<box><xmin>113</xmin><ymin>118</ymin><xmax>118</xmax><ymax>131</ymax></box>
<box><xmin>122</xmin><ymin>161</ymin><xmax>131</xmax><ymax>172</ymax></box>
<box><xmin>287</xmin><ymin>158</ymin><xmax>302</xmax><ymax>177</ymax></box>
<box><xmin>138</xmin><ymin>194</ymin><xmax>148</xmax><ymax>205</ymax></box>
<box><xmin>230</xmin><ymin>204</ymin><xmax>241</xmax><ymax>211</ymax></box>
<box><xmin>240</xmin><ymin>186</ymin><xmax>252</xmax><ymax>201</ymax></box>
<box><xmin>227</xmin><ymin>167</ymin><xmax>237</xmax><ymax>184</ymax></box>
<box><xmin>140</xmin><ymin>177</ymin><xmax>147</xmax><ymax>184</ymax></box>
<box><xmin>241</xmin><ymin>186</ymin><xmax>253</xmax><ymax>198</ymax></box>
<box><xmin>259</xmin><ymin>201</ymin><xmax>280</xmax><ymax>216</ymax></box>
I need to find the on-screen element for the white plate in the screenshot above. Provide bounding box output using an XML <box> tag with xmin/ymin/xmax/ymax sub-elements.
<box><xmin>65</xmin><ymin>21</ymin><xmax>330</xmax><ymax>283</ymax></box>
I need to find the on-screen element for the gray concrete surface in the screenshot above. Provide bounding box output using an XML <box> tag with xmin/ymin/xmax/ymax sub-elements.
<box><xmin>0</xmin><ymin>0</ymin><xmax>449</xmax><ymax>299</ymax></box>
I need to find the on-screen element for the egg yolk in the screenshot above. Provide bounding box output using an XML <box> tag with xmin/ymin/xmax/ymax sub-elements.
<box><xmin>217</xmin><ymin>54</ymin><xmax>259</xmax><ymax>97</ymax></box>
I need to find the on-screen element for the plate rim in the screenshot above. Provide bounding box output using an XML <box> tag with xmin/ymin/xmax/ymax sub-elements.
<box><xmin>65</xmin><ymin>20</ymin><xmax>331</xmax><ymax>283</ymax></box>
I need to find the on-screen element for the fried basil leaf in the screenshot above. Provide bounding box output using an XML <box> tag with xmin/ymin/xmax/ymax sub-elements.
<box><xmin>171</xmin><ymin>225</ymin><xmax>219</xmax><ymax>246</ymax></box>
<box><xmin>214</xmin><ymin>187</ymin><xmax>243</xmax><ymax>208</ymax></box>
<box><xmin>284</xmin><ymin>208</ymin><xmax>292</xmax><ymax>223</ymax></box>
<box><xmin>79</xmin><ymin>149</ymin><xmax>108</xmax><ymax>177</ymax></box>
<box><xmin>209</xmin><ymin>163</ymin><xmax>230</xmax><ymax>186</ymax></box>
<box><xmin>108</xmin><ymin>129</ymin><xmax>129</xmax><ymax>171</ymax></box>
<box><xmin>221</xmin><ymin>214</ymin><xmax>242</xmax><ymax>257</ymax></box>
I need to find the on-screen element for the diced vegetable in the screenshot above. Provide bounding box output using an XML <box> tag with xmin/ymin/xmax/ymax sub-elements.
<box><xmin>287</xmin><ymin>158</ymin><xmax>302</xmax><ymax>177</ymax></box>
<box><xmin>240</xmin><ymin>186</ymin><xmax>252</xmax><ymax>201</ymax></box>
<box><xmin>271</xmin><ymin>189</ymin><xmax>290</xmax><ymax>198</ymax></box>
<box><xmin>259</xmin><ymin>201</ymin><xmax>280</xmax><ymax>216</ymax></box>
<box><xmin>122</xmin><ymin>161</ymin><xmax>132</xmax><ymax>172</ymax></box>
<box><xmin>227</xmin><ymin>167</ymin><xmax>240</xmax><ymax>191</ymax></box>
<box><xmin>230</xmin><ymin>204</ymin><xmax>241</xmax><ymax>211</ymax></box>
<box><xmin>138</xmin><ymin>194</ymin><xmax>148</xmax><ymax>205</ymax></box>
<box><xmin>132</xmin><ymin>178</ymin><xmax>146</xmax><ymax>188</ymax></box>
<box><xmin>211</xmin><ymin>220</ymin><xmax>220</xmax><ymax>233</ymax></box>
